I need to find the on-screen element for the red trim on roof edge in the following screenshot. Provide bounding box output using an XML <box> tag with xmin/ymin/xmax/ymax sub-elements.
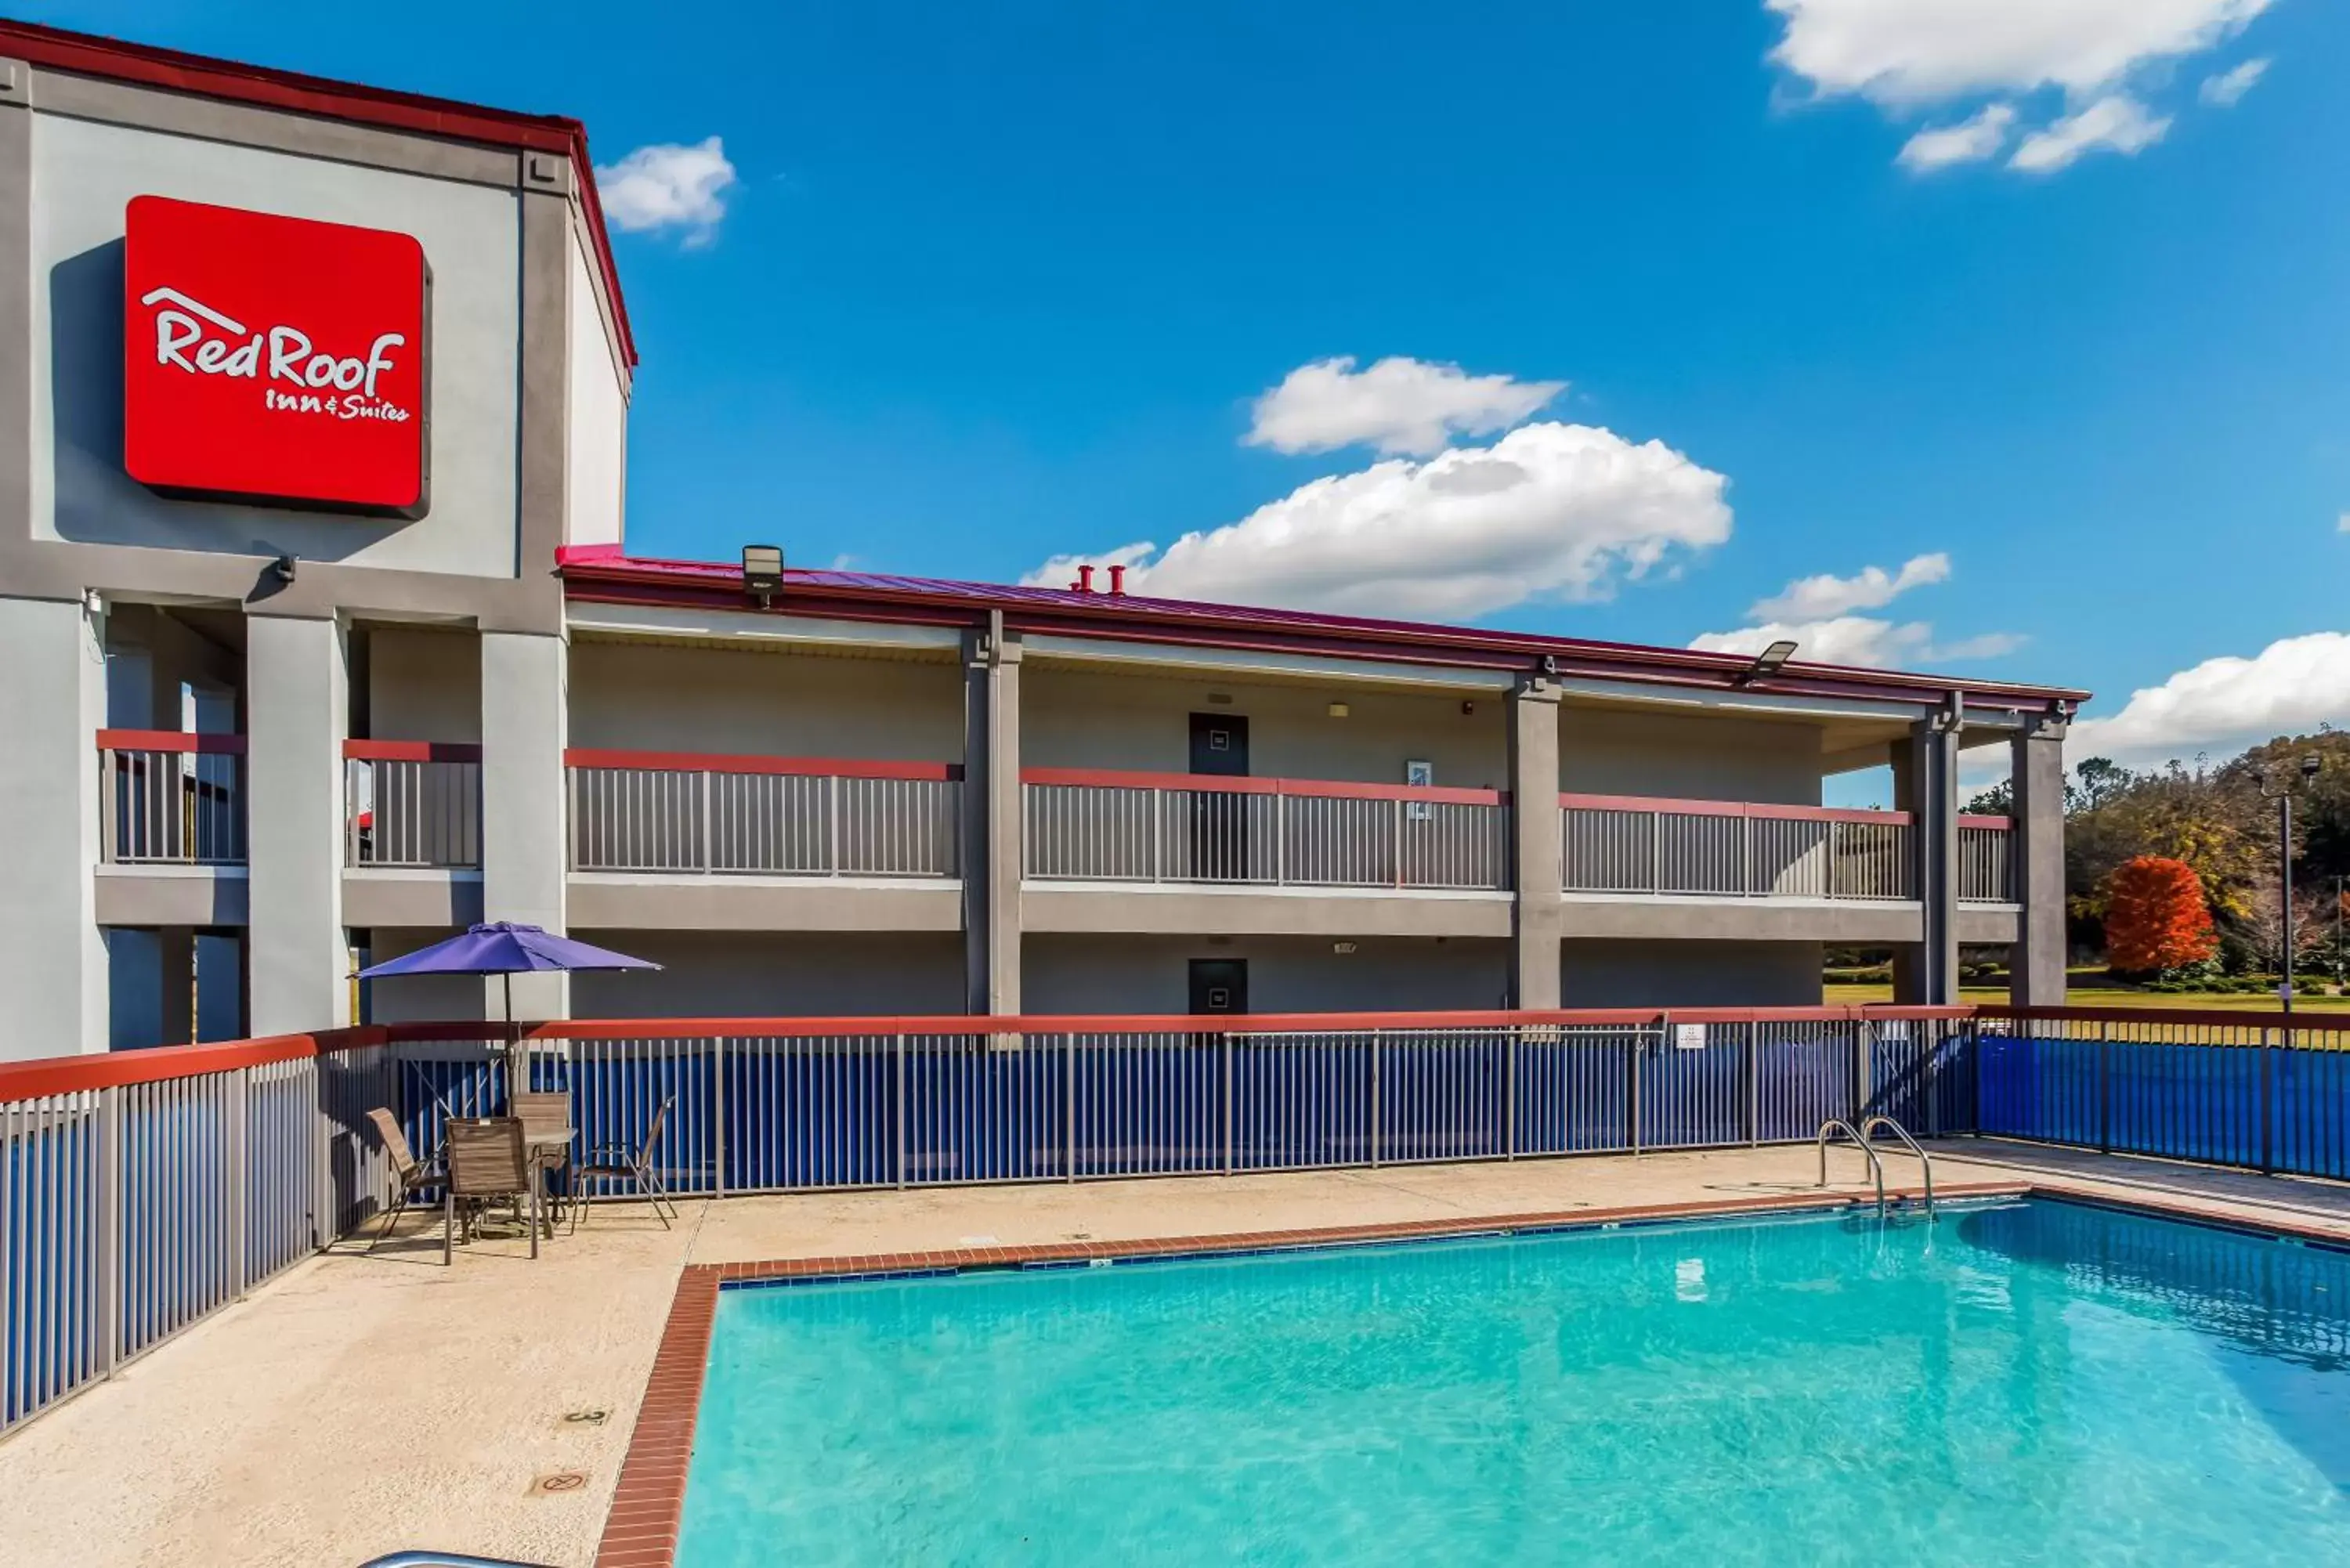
<box><xmin>560</xmin><ymin>557</ymin><xmax>2092</xmax><ymax>710</ymax></box>
<box><xmin>0</xmin><ymin>18</ymin><xmax>637</xmax><ymax>367</ymax></box>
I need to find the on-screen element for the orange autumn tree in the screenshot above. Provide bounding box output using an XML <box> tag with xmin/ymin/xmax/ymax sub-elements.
<box><xmin>2103</xmin><ymin>855</ymin><xmax>2219</xmax><ymax>974</ymax></box>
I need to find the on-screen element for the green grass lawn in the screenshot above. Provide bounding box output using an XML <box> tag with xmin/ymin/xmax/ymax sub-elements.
<box><xmin>1824</xmin><ymin>970</ymin><xmax>2350</xmax><ymax>1013</ymax></box>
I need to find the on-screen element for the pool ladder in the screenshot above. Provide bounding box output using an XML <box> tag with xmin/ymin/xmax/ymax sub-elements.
<box><xmin>1815</xmin><ymin>1115</ymin><xmax>1935</xmax><ymax>1220</ymax></box>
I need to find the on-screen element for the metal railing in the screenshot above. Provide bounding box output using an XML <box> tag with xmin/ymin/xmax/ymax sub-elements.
<box><xmin>1022</xmin><ymin>769</ymin><xmax>1510</xmax><ymax>891</ymax></box>
<box><xmin>1958</xmin><ymin>816</ymin><xmax>2014</xmax><ymax>902</ymax></box>
<box><xmin>566</xmin><ymin>750</ymin><xmax>962</xmax><ymax>878</ymax></box>
<box><xmin>17</xmin><ymin>1003</ymin><xmax>2350</xmax><ymax>1448</ymax></box>
<box><xmin>1973</xmin><ymin>1006</ymin><xmax>2350</xmax><ymax>1179</ymax></box>
<box><xmin>0</xmin><ymin>1031</ymin><xmax>396</xmax><ymax>1440</ymax></box>
<box><xmin>98</xmin><ymin>730</ymin><xmax>246</xmax><ymax>865</ymax></box>
<box><xmin>344</xmin><ymin>741</ymin><xmax>482</xmax><ymax>869</ymax></box>
<box><xmin>1560</xmin><ymin>793</ymin><xmax>1911</xmax><ymax>900</ymax></box>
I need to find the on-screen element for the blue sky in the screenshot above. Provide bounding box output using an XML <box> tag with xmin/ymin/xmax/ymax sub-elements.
<box><xmin>34</xmin><ymin>0</ymin><xmax>2350</xmax><ymax>778</ymax></box>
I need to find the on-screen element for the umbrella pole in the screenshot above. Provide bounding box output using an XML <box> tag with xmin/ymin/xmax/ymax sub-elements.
<box><xmin>502</xmin><ymin>972</ymin><xmax>523</xmax><ymax>1103</ymax></box>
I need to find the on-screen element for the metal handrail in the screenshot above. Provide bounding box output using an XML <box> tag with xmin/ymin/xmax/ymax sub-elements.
<box><xmin>1815</xmin><ymin>1118</ymin><xmax>1885</xmax><ymax>1215</ymax></box>
<box><xmin>1860</xmin><ymin>1115</ymin><xmax>1935</xmax><ymax>1219</ymax></box>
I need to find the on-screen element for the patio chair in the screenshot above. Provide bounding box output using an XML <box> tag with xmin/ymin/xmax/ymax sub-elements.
<box><xmin>360</xmin><ymin>1107</ymin><xmax>440</xmax><ymax>1252</ymax></box>
<box><xmin>443</xmin><ymin>1116</ymin><xmax>539</xmax><ymax>1264</ymax></box>
<box><xmin>512</xmin><ymin>1089</ymin><xmax>575</xmax><ymax>1228</ymax></box>
<box><xmin>573</xmin><ymin>1096</ymin><xmax>678</xmax><ymax>1231</ymax></box>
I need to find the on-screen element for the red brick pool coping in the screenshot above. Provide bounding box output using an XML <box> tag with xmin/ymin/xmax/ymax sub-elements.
<box><xmin>589</xmin><ymin>1181</ymin><xmax>2030</xmax><ymax>1567</ymax></box>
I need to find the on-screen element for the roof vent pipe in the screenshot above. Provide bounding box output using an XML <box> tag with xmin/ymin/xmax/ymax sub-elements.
<box><xmin>1076</xmin><ymin>564</ymin><xmax>1096</xmax><ymax>594</ymax></box>
<box><xmin>1108</xmin><ymin>565</ymin><xmax>1126</xmax><ymax>595</ymax></box>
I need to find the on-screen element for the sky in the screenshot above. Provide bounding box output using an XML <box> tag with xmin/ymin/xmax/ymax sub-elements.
<box><xmin>32</xmin><ymin>0</ymin><xmax>2350</xmax><ymax>789</ymax></box>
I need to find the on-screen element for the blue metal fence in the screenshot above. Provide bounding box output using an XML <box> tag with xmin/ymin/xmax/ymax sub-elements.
<box><xmin>1973</xmin><ymin>1013</ymin><xmax>2350</xmax><ymax>1180</ymax></box>
<box><xmin>21</xmin><ymin>1005</ymin><xmax>2343</xmax><ymax>1449</ymax></box>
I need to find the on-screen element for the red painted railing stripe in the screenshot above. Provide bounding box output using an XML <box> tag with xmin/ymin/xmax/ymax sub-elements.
<box><xmin>564</xmin><ymin>748</ymin><xmax>964</xmax><ymax>782</ymax></box>
<box><xmin>96</xmin><ymin>728</ymin><xmax>248</xmax><ymax>756</ymax></box>
<box><xmin>342</xmin><ymin>739</ymin><xmax>484</xmax><ymax>763</ymax></box>
<box><xmin>1958</xmin><ymin>815</ymin><xmax>2014</xmax><ymax>830</ymax></box>
<box><xmin>0</xmin><ymin>1006</ymin><xmax>1994</xmax><ymax>1099</ymax></box>
<box><xmin>1558</xmin><ymin>791</ymin><xmax>1914</xmax><ymax>827</ymax></box>
<box><xmin>12</xmin><ymin>1004</ymin><xmax>2348</xmax><ymax>1101</ymax></box>
<box><xmin>1021</xmin><ymin>767</ymin><xmax>1506</xmax><ymax>806</ymax></box>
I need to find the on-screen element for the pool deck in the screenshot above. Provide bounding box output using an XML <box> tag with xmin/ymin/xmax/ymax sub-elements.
<box><xmin>5</xmin><ymin>1141</ymin><xmax>2350</xmax><ymax>1568</ymax></box>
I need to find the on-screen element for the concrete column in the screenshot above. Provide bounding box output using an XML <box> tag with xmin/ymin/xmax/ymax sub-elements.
<box><xmin>0</xmin><ymin>596</ymin><xmax>108</xmax><ymax>1057</ymax></box>
<box><xmin>2009</xmin><ymin>715</ymin><xmax>2068</xmax><ymax>1006</ymax></box>
<box><xmin>481</xmin><ymin>630</ymin><xmax>570</xmax><ymax>1021</ymax></box>
<box><xmin>1893</xmin><ymin>714</ymin><xmax>1961</xmax><ymax>1005</ymax></box>
<box><xmin>1509</xmin><ymin>676</ymin><xmax>1564</xmax><ymax>1008</ymax></box>
<box><xmin>962</xmin><ymin>617</ymin><xmax>1022</xmax><ymax>1017</ymax></box>
<box><xmin>245</xmin><ymin>615</ymin><xmax>350</xmax><ymax>1035</ymax></box>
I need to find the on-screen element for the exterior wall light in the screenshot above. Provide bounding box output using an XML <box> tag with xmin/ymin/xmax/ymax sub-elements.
<box><xmin>1734</xmin><ymin>638</ymin><xmax>1799</xmax><ymax>686</ymax></box>
<box><xmin>1327</xmin><ymin>702</ymin><xmax>1350</xmax><ymax>718</ymax></box>
<box><xmin>1332</xmin><ymin>941</ymin><xmax>1358</xmax><ymax>955</ymax></box>
<box><xmin>741</xmin><ymin>544</ymin><xmax>784</xmax><ymax>609</ymax></box>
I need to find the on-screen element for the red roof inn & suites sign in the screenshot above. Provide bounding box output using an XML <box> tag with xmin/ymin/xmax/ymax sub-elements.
<box><xmin>122</xmin><ymin>196</ymin><xmax>430</xmax><ymax>517</ymax></box>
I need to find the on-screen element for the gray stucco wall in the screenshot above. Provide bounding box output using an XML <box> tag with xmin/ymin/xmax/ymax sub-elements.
<box><xmin>563</xmin><ymin>227</ymin><xmax>625</xmax><ymax>551</ymax></box>
<box><xmin>1025</xmin><ymin>934</ymin><xmax>1511</xmax><ymax>1015</ymax></box>
<box><xmin>1024</xmin><ymin>667</ymin><xmax>1509</xmax><ymax>789</ymax></box>
<box><xmin>28</xmin><ymin>113</ymin><xmax>522</xmax><ymax>573</ymax></box>
<box><xmin>366</xmin><ymin>625</ymin><xmax>481</xmax><ymax>742</ymax></box>
<box><xmin>1560</xmin><ymin>939</ymin><xmax>1822</xmax><ymax>1006</ymax></box>
<box><xmin>567</xmin><ymin>931</ymin><xmax>967</xmax><ymax>1017</ymax></box>
<box><xmin>0</xmin><ymin>595</ymin><xmax>111</xmax><ymax>1057</ymax></box>
<box><xmin>1560</xmin><ymin>706</ymin><xmax>1824</xmax><ymax>804</ymax></box>
<box><xmin>568</xmin><ymin>640</ymin><xmax>965</xmax><ymax>760</ymax></box>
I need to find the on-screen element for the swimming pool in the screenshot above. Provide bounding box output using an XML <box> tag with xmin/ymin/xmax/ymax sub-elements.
<box><xmin>676</xmin><ymin>1198</ymin><xmax>2350</xmax><ymax>1565</ymax></box>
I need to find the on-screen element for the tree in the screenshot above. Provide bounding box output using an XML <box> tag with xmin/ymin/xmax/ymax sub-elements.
<box><xmin>1964</xmin><ymin>779</ymin><xmax>2013</xmax><ymax>817</ymax></box>
<box><xmin>2234</xmin><ymin>872</ymin><xmax>2330</xmax><ymax>975</ymax></box>
<box><xmin>2103</xmin><ymin>855</ymin><xmax>2218</xmax><ymax>975</ymax></box>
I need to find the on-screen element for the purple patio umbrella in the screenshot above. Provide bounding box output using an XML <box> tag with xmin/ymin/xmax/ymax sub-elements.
<box><xmin>354</xmin><ymin>921</ymin><xmax>661</xmax><ymax>1028</ymax></box>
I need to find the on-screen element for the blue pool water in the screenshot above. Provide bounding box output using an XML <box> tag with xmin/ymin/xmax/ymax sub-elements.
<box><xmin>678</xmin><ymin>1199</ymin><xmax>2350</xmax><ymax>1565</ymax></box>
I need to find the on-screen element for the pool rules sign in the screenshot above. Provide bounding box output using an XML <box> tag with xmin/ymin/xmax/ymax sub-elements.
<box><xmin>123</xmin><ymin>196</ymin><xmax>430</xmax><ymax>516</ymax></box>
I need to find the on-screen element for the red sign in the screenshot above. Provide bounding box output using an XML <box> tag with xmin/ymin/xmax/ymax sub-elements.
<box><xmin>123</xmin><ymin>196</ymin><xmax>429</xmax><ymax>516</ymax></box>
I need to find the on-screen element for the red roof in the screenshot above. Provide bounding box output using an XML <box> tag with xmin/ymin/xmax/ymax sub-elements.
<box><xmin>0</xmin><ymin>18</ymin><xmax>637</xmax><ymax>367</ymax></box>
<box><xmin>561</xmin><ymin>555</ymin><xmax>2089</xmax><ymax>712</ymax></box>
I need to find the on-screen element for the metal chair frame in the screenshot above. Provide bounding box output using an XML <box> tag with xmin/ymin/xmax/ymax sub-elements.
<box><xmin>572</xmin><ymin>1095</ymin><xmax>678</xmax><ymax>1231</ymax></box>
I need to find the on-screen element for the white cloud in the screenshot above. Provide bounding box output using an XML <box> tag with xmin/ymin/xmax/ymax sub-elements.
<box><xmin>1694</xmin><ymin>553</ymin><xmax>2019</xmax><ymax>670</ymax></box>
<box><xmin>1692</xmin><ymin>616</ymin><xmax>1932</xmax><ymax>667</ymax></box>
<box><xmin>1023</xmin><ymin>421</ymin><xmax>1730</xmax><ymax>620</ymax></box>
<box><xmin>2200</xmin><ymin>56</ymin><xmax>2270</xmax><ymax>106</ymax></box>
<box><xmin>1749</xmin><ymin>552</ymin><xmax>1950</xmax><ymax>620</ymax></box>
<box><xmin>2009</xmin><ymin>94</ymin><xmax>2172</xmax><ymax>172</ymax></box>
<box><xmin>1897</xmin><ymin>104</ymin><xmax>2018</xmax><ymax>170</ymax></box>
<box><xmin>1767</xmin><ymin>0</ymin><xmax>2272</xmax><ymax>106</ymax></box>
<box><xmin>1767</xmin><ymin>1</ymin><xmax>2269</xmax><ymax>175</ymax></box>
<box><xmin>1688</xmin><ymin>618</ymin><xmax>2023</xmax><ymax>669</ymax></box>
<box><xmin>1246</xmin><ymin>357</ymin><xmax>1564</xmax><ymax>458</ymax></box>
<box><xmin>2070</xmin><ymin>632</ymin><xmax>2350</xmax><ymax>768</ymax></box>
<box><xmin>1932</xmin><ymin>630</ymin><xmax>2030</xmax><ymax>659</ymax></box>
<box><xmin>594</xmin><ymin>136</ymin><xmax>739</xmax><ymax>244</ymax></box>
<box><xmin>2337</xmin><ymin>512</ymin><xmax>2350</xmax><ymax>534</ymax></box>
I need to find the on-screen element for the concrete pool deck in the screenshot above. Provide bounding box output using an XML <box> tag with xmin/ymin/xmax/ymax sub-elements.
<box><xmin>5</xmin><ymin>1142</ymin><xmax>2350</xmax><ymax>1568</ymax></box>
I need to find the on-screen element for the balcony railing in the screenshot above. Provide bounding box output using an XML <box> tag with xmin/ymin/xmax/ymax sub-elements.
<box><xmin>1023</xmin><ymin>768</ymin><xmax>1510</xmax><ymax>891</ymax></box>
<box><xmin>99</xmin><ymin>730</ymin><xmax>245</xmax><ymax>865</ymax></box>
<box><xmin>1959</xmin><ymin>816</ymin><xmax>2015</xmax><ymax>903</ymax></box>
<box><xmin>344</xmin><ymin>741</ymin><xmax>482</xmax><ymax>869</ymax></box>
<box><xmin>1560</xmin><ymin>793</ymin><xmax>1913</xmax><ymax>901</ymax></box>
<box><xmin>566</xmin><ymin>750</ymin><xmax>962</xmax><ymax>877</ymax></box>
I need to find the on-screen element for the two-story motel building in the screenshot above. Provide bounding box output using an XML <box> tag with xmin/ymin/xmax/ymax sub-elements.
<box><xmin>0</xmin><ymin>20</ymin><xmax>2083</xmax><ymax>1060</ymax></box>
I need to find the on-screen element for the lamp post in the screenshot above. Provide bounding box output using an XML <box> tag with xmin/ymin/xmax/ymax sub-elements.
<box><xmin>2258</xmin><ymin>753</ymin><xmax>2323</xmax><ymax>1013</ymax></box>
